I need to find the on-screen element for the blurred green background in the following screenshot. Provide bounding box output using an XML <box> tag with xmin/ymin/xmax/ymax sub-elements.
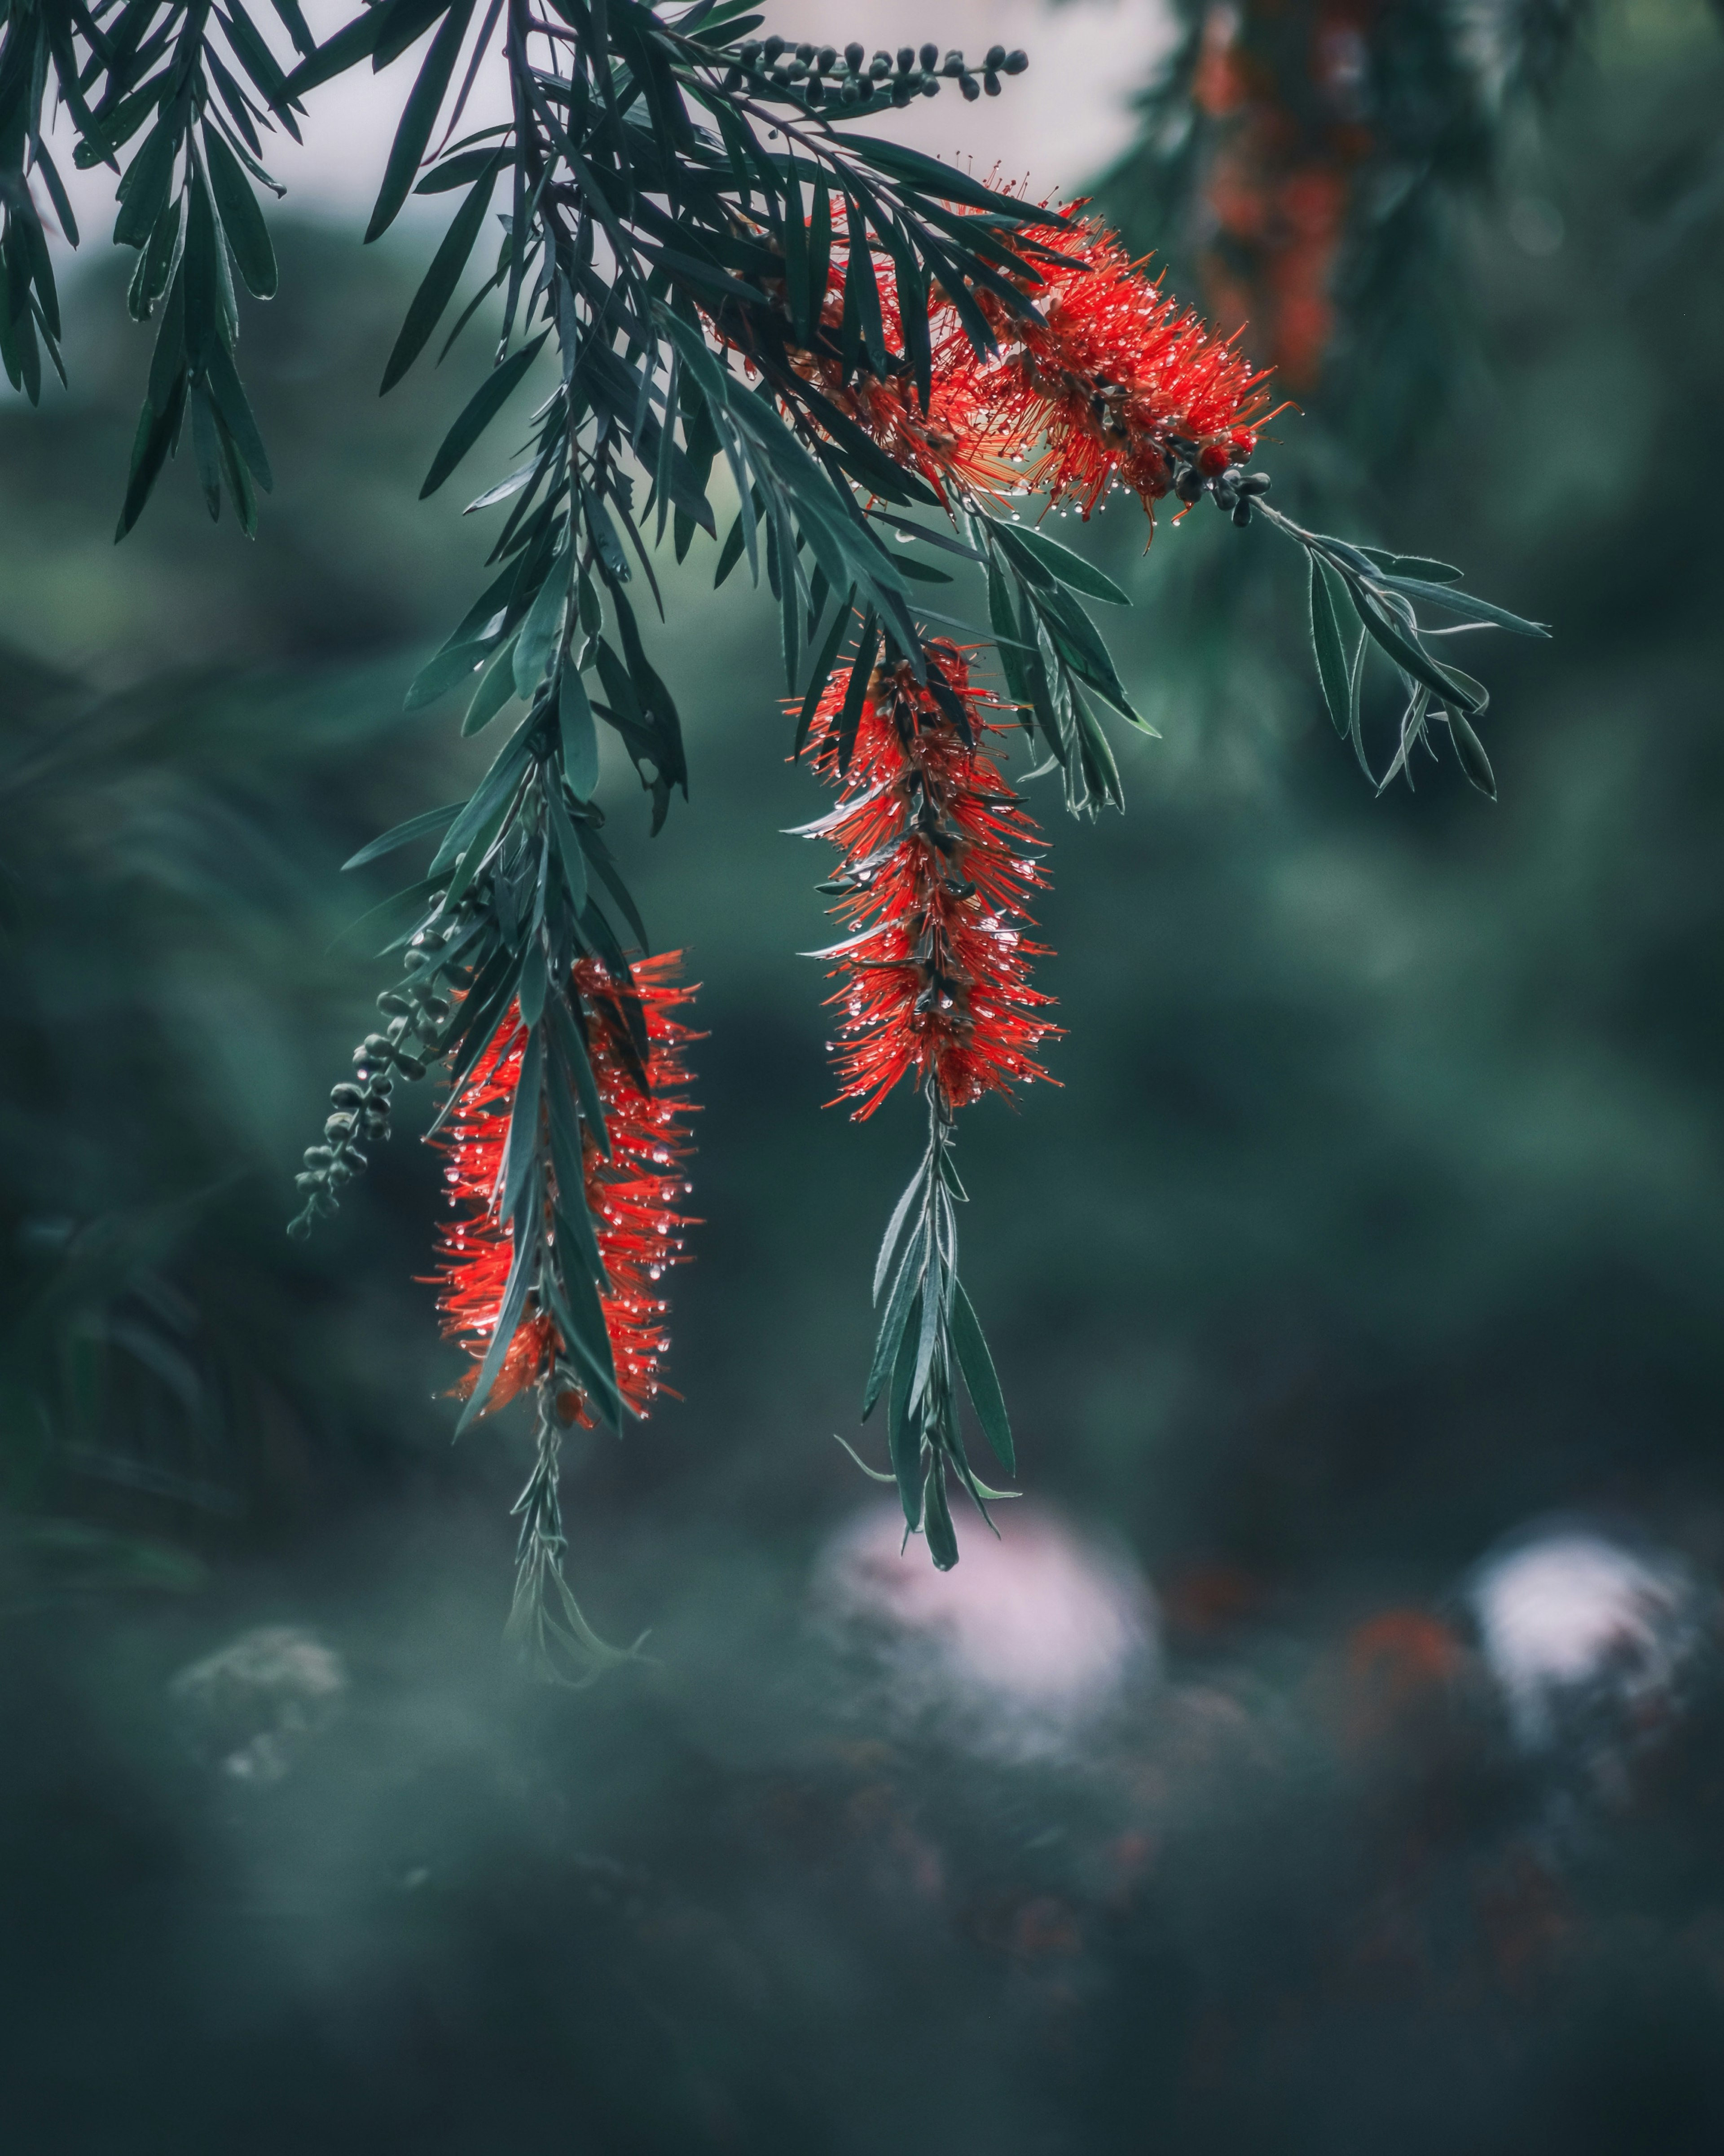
<box><xmin>4</xmin><ymin>2</ymin><xmax>1724</xmax><ymax>2148</ymax></box>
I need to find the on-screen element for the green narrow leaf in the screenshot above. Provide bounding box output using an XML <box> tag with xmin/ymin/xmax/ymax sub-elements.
<box><xmin>1309</xmin><ymin>555</ymin><xmax>1352</xmax><ymax>738</ymax></box>
<box><xmin>115</xmin><ymin>373</ymin><xmax>187</xmax><ymax>538</ymax></box>
<box><xmin>203</xmin><ymin>338</ymin><xmax>274</xmax><ymax>490</ymax></box>
<box><xmin>514</xmin><ymin>544</ymin><xmax>569</xmax><ymax>697</ymax></box>
<box><xmin>365</xmin><ymin>0</ymin><xmax>476</xmax><ymax>242</ymax></box>
<box><xmin>922</xmin><ymin>1457</ymin><xmax>959</xmax><ymax>1570</ymax></box>
<box><xmin>864</xmin><ymin>1224</ymin><xmax>925</xmax><ymax>1421</ymax></box>
<box><xmin>843</xmin><ymin>209</ymin><xmax>886</xmax><ymax>377</ymax></box>
<box><xmin>202</xmin><ymin>125</ymin><xmax>278</xmax><ymax>298</ymax></box>
<box><xmin>405</xmin><ymin>639</ymin><xmax>491</xmax><ymax>710</ymax></box>
<box><xmin>836</xmin><ymin>611</ymin><xmax>877</xmax><ymax>773</ymax></box>
<box><xmin>886</xmin><ymin>1312</ymin><xmax>923</xmax><ymax>1530</ymax></box>
<box><xmin>782</xmin><ymin>156</ymin><xmax>809</xmax><ymax>345</ymax></box>
<box><xmin>544</xmin><ymin>777</ymin><xmax>590</xmax><ymax>913</ymax></box>
<box><xmin>189</xmin><ymin>377</ymin><xmax>223</xmax><ymax>520</ymax></box>
<box><xmin>559</xmin><ymin>665</ymin><xmax>601</xmax><ymax>801</ymax></box>
<box><xmin>793</xmin><ymin>589</ymin><xmax>854</xmax><ymax>758</ymax></box>
<box><xmin>114</xmin><ymin>124</ymin><xmax>179</xmax><ymax>250</ymax></box>
<box><xmin>380</xmin><ymin>150</ymin><xmax>503</xmax><ymax>392</ymax></box>
<box><xmin>420</xmin><ymin>330</ymin><xmax>548</xmax><ymax>497</ymax></box>
<box><xmin>950</xmin><ymin>1276</ymin><xmax>1014</xmax><ymax>1475</ymax></box>
<box><xmin>462</xmin><ymin>631</ymin><xmax>521</xmax><ymax>735</ymax></box>
<box><xmin>1447</xmin><ymin>709</ymin><xmax>1497</xmax><ymax>800</ymax></box>
<box><xmin>342</xmin><ymin>799</ymin><xmax>463</xmax><ymax>870</ymax></box>
<box><xmin>995</xmin><ymin>520</ymin><xmax>1129</xmax><ymax>605</ymax></box>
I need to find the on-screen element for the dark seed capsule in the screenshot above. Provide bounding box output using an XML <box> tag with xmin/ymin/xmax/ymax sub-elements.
<box><xmin>985</xmin><ymin>42</ymin><xmax>1006</xmax><ymax>68</ymax></box>
<box><xmin>841</xmin><ymin>75</ymin><xmax>861</xmax><ymax>101</ymax></box>
<box><xmin>763</xmin><ymin>34</ymin><xmax>784</xmax><ymax>59</ymax></box>
<box><xmin>363</xmin><ymin>1032</ymin><xmax>392</xmax><ymax>1059</ymax></box>
<box><xmin>1232</xmin><ymin>499</ymin><xmax>1253</xmax><ymax>526</ymax></box>
<box><xmin>960</xmin><ymin>71</ymin><xmax>980</xmax><ymax>99</ymax></box>
<box><xmin>722</xmin><ymin>62</ymin><xmax>742</xmax><ymax>88</ymax></box>
<box><xmin>919</xmin><ymin>71</ymin><xmax>939</xmax><ymax>93</ymax></box>
<box><xmin>327</xmin><ymin>1161</ymin><xmax>352</xmax><ymax>1187</ymax></box>
<box><xmin>294</xmin><ymin>1171</ymin><xmax>322</xmax><ymax>1191</ymax></box>
<box><xmin>325</xmin><ymin>1114</ymin><xmax>355</xmax><ymax>1142</ymax></box>
<box><xmin>942</xmin><ymin>49</ymin><xmax>963</xmax><ymax>75</ymax></box>
<box><xmin>845</xmin><ymin>41</ymin><xmax>864</xmax><ymax>68</ymax></box>
<box><xmin>1003</xmin><ymin>48</ymin><xmax>1029</xmax><ymax>73</ymax></box>
<box><xmin>897</xmin><ymin>45</ymin><xmax>914</xmax><ymax>71</ymax></box>
<box><xmin>796</xmin><ymin>41</ymin><xmax>814</xmax><ymax>61</ymax></box>
<box><xmin>919</xmin><ymin>40</ymin><xmax>937</xmax><ymax>66</ymax></box>
<box><xmin>805</xmin><ymin>75</ymin><xmax>825</xmax><ymax>104</ymax></box>
<box><xmin>330</xmin><ymin>1082</ymin><xmax>364</xmax><ymax>1108</ymax></box>
<box><xmin>1240</xmin><ymin>471</ymin><xmax>1272</xmax><ymax>497</ymax></box>
<box><xmin>393</xmin><ymin>1052</ymin><xmax>427</xmax><ymax>1082</ymax></box>
<box><xmin>891</xmin><ymin>76</ymin><xmax>913</xmax><ymax>103</ymax></box>
<box><xmin>1174</xmin><ymin>464</ymin><xmax>1207</xmax><ymax>504</ymax></box>
<box><xmin>376</xmin><ymin>989</ymin><xmax>412</xmax><ymax>1016</ymax></box>
<box><xmin>870</xmin><ymin>50</ymin><xmax>891</xmax><ymax>76</ymax></box>
<box><xmin>817</xmin><ymin>45</ymin><xmax>836</xmax><ymax>70</ymax></box>
<box><xmin>739</xmin><ymin>41</ymin><xmax>761</xmax><ymax>65</ymax></box>
<box><xmin>983</xmin><ymin>69</ymin><xmax>1001</xmax><ymax>94</ymax></box>
<box><xmin>303</xmin><ymin>1146</ymin><xmax>335</xmax><ymax>1167</ymax></box>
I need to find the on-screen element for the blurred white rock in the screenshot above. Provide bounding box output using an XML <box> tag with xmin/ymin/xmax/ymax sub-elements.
<box><xmin>168</xmin><ymin>1624</ymin><xmax>348</xmax><ymax>1786</ymax></box>
<box><xmin>813</xmin><ymin>1501</ymin><xmax>1160</xmax><ymax>1759</ymax></box>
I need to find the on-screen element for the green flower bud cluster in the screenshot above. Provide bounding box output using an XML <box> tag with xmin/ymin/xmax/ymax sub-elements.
<box><xmin>286</xmin><ymin>914</ymin><xmax>462</xmax><ymax>1240</ymax></box>
<box><xmin>725</xmin><ymin>34</ymin><xmax>1026</xmax><ymax>108</ymax></box>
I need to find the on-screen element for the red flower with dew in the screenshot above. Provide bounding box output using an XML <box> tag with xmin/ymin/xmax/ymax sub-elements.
<box><xmin>955</xmin><ymin>203</ymin><xmax>1284</xmax><ymax>520</ymax></box>
<box><xmin>430</xmin><ymin>953</ymin><xmax>698</xmax><ymax>1422</ymax></box>
<box><xmin>788</xmin><ymin>204</ymin><xmax>1018</xmax><ymax>509</ymax></box>
<box><xmin>803</xmin><ymin>641</ymin><xmax>1058</xmax><ymax>1120</ymax></box>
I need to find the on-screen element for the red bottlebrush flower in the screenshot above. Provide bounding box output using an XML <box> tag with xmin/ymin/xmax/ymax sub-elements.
<box><xmin>802</xmin><ymin>642</ymin><xmax>1058</xmax><ymax>1120</ymax></box>
<box><xmin>791</xmin><ymin>206</ymin><xmax>1018</xmax><ymax>509</ymax></box>
<box><xmin>953</xmin><ymin>205</ymin><xmax>1282</xmax><ymax>521</ymax></box>
<box><xmin>430</xmin><ymin>954</ymin><xmax>698</xmax><ymax>1421</ymax></box>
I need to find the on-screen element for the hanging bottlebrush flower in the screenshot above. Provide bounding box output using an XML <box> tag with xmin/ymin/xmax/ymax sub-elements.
<box><xmin>428</xmin><ymin>952</ymin><xmax>698</xmax><ymax>1670</ymax></box>
<box><xmin>803</xmin><ymin>641</ymin><xmax>1058</xmax><ymax>1119</ymax></box>
<box><xmin>959</xmin><ymin>203</ymin><xmax>1284</xmax><ymax>522</ymax></box>
<box><xmin>431</xmin><ymin>953</ymin><xmax>698</xmax><ymax>1421</ymax></box>
<box><xmin>794</xmin><ymin>639</ymin><xmax>1050</xmax><ymax>1568</ymax></box>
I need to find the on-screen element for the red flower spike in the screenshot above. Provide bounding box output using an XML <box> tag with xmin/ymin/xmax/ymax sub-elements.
<box><xmin>429</xmin><ymin>954</ymin><xmax>699</xmax><ymax>1422</ymax></box>
<box><xmin>784</xmin><ymin>198</ymin><xmax>1278</xmax><ymax>529</ymax></box>
<box><xmin>805</xmin><ymin>642</ymin><xmax>1059</xmax><ymax>1120</ymax></box>
<box><xmin>951</xmin><ymin>204</ymin><xmax>1284</xmax><ymax>522</ymax></box>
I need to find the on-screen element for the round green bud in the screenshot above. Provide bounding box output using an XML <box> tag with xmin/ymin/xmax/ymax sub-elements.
<box><xmin>762</xmin><ymin>34</ymin><xmax>784</xmax><ymax>60</ymax></box>
<box><xmin>919</xmin><ymin>41</ymin><xmax>937</xmax><ymax>67</ymax></box>
<box><xmin>985</xmin><ymin>44</ymin><xmax>1006</xmax><ymax>70</ymax></box>
<box><xmin>919</xmin><ymin>72</ymin><xmax>939</xmax><ymax>94</ymax></box>
<box><xmin>960</xmin><ymin>71</ymin><xmax>980</xmax><ymax>100</ymax></box>
<box><xmin>983</xmin><ymin>69</ymin><xmax>1000</xmax><ymax>94</ymax></box>
<box><xmin>1003</xmin><ymin>50</ymin><xmax>1029</xmax><ymax>73</ymax></box>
